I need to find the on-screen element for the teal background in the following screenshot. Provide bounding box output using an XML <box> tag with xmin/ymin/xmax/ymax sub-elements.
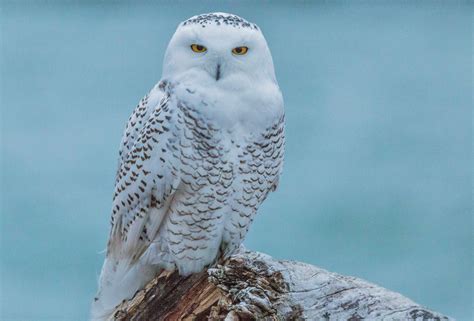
<box><xmin>1</xmin><ymin>2</ymin><xmax>471</xmax><ymax>320</ymax></box>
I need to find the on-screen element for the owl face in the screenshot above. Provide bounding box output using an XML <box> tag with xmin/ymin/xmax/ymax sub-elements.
<box><xmin>162</xmin><ymin>13</ymin><xmax>277</xmax><ymax>87</ymax></box>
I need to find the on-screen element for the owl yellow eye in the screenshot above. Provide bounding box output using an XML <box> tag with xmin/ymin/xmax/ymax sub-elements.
<box><xmin>232</xmin><ymin>46</ymin><xmax>248</xmax><ymax>55</ymax></box>
<box><xmin>190</xmin><ymin>44</ymin><xmax>207</xmax><ymax>53</ymax></box>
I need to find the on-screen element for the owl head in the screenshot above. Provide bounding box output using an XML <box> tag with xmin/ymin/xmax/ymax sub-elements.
<box><xmin>162</xmin><ymin>13</ymin><xmax>277</xmax><ymax>87</ymax></box>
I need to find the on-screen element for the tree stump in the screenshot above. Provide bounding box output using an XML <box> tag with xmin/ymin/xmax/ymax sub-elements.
<box><xmin>109</xmin><ymin>248</ymin><xmax>452</xmax><ymax>320</ymax></box>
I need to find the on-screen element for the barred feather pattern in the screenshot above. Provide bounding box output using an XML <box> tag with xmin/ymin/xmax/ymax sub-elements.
<box><xmin>92</xmin><ymin>80</ymin><xmax>284</xmax><ymax>320</ymax></box>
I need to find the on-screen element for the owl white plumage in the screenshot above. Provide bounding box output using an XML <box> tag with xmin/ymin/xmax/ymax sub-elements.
<box><xmin>91</xmin><ymin>13</ymin><xmax>284</xmax><ymax>320</ymax></box>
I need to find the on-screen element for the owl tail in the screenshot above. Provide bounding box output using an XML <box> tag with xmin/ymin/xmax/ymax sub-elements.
<box><xmin>90</xmin><ymin>256</ymin><xmax>160</xmax><ymax>321</ymax></box>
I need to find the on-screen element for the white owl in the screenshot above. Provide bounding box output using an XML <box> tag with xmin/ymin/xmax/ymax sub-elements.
<box><xmin>92</xmin><ymin>12</ymin><xmax>284</xmax><ymax>320</ymax></box>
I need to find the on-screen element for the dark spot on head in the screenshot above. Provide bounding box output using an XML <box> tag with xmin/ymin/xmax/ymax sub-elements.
<box><xmin>181</xmin><ymin>13</ymin><xmax>258</xmax><ymax>30</ymax></box>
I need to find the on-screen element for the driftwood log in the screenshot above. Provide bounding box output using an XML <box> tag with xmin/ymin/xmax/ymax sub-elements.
<box><xmin>109</xmin><ymin>247</ymin><xmax>452</xmax><ymax>320</ymax></box>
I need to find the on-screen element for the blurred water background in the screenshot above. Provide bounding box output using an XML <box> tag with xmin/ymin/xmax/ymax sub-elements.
<box><xmin>0</xmin><ymin>1</ymin><xmax>471</xmax><ymax>320</ymax></box>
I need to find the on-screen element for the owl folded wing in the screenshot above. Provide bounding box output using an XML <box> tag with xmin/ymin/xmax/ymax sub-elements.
<box><xmin>108</xmin><ymin>85</ymin><xmax>179</xmax><ymax>263</ymax></box>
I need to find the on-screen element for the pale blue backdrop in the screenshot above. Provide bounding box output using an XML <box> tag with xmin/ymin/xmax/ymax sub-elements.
<box><xmin>1</xmin><ymin>2</ymin><xmax>471</xmax><ymax>320</ymax></box>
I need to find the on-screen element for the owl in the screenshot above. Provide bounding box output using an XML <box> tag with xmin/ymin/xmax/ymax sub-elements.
<box><xmin>91</xmin><ymin>12</ymin><xmax>284</xmax><ymax>320</ymax></box>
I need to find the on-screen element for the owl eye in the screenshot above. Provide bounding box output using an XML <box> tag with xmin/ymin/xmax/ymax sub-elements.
<box><xmin>232</xmin><ymin>46</ymin><xmax>249</xmax><ymax>55</ymax></box>
<box><xmin>190</xmin><ymin>44</ymin><xmax>207</xmax><ymax>53</ymax></box>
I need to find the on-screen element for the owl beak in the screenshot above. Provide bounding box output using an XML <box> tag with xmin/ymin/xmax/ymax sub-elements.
<box><xmin>215</xmin><ymin>63</ymin><xmax>221</xmax><ymax>81</ymax></box>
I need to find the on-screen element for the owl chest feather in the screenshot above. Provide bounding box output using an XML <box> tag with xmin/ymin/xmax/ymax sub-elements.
<box><xmin>159</xmin><ymin>93</ymin><xmax>284</xmax><ymax>274</ymax></box>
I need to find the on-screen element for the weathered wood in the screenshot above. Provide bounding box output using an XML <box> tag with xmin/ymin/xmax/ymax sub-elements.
<box><xmin>110</xmin><ymin>248</ymin><xmax>452</xmax><ymax>320</ymax></box>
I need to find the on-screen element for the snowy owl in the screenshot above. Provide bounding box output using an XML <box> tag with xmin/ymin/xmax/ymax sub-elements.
<box><xmin>91</xmin><ymin>12</ymin><xmax>284</xmax><ymax>320</ymax></box>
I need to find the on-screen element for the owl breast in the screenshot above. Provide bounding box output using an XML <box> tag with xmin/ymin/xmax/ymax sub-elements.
<box><xmin>148</xmin><ymin>90</ymin><xmax>284</xmax><ymax>276</ymax></box>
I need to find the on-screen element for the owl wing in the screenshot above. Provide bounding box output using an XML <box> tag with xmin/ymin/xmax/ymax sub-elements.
<box><xmin>115</xmin><ymin>87</ymin><xmax>160</xmax><ymax>184</ymax></box>
<box><xmin>108</xmin><ymin>83</ymin><xmax>179</xmax><ymax>262</ymax></box>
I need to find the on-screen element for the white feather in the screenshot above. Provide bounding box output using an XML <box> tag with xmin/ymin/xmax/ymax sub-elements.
<box><xmin>92</xmin><ymin>12</ymin><xmax>284</xmax><ymax>320</ymax></box>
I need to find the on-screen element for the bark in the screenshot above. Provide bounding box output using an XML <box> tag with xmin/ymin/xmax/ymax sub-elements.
<box><xmin>109</xmin><ymin>248</ymin><xmax>452</xmax><ymax>321</ymax></box>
